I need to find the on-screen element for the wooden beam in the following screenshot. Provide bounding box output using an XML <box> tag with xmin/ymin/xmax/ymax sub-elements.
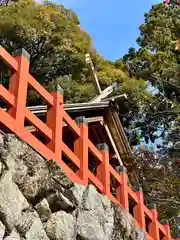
<box><xmin>104</xmin><ymin>109</ymin><xmax>132</xmax><ymax>157</ymax></box>
<box><xmin>103</xmin><ymin>122</ymin><xmax>123</xmax><ymax>165</ymax></box>
<box><xmin>25</xmin><ymin>116</ymin><xmax>104</xmax><ymax>133</ymax></box>
<box><xmin>91</xmin><ymin>127</ymin><xmax>101</xmax><ymax>144</ymax></box>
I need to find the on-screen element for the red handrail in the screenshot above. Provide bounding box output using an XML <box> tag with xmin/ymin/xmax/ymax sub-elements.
<box><xmin>0</xmin><ymin>46</ymin><xmax>177</xmax><ymax>240</ymax></box>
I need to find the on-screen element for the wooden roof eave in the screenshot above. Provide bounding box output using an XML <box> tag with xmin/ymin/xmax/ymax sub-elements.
<box><xmin>104</xmin><ymin>107</ymin><xmax>132</xmax><ymax>159</ymax></box>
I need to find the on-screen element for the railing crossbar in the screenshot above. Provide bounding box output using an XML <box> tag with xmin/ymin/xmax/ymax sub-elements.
<box><xmin>0</xmin><ymin>46</ymin><xmax>176</xmax><ymax>240</ymax></box>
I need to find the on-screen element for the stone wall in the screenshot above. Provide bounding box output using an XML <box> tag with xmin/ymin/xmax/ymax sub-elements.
<box><xmin>0</xmin><ymin>131</ymin><xmax>146</xmax><ymax>240</ymax></box>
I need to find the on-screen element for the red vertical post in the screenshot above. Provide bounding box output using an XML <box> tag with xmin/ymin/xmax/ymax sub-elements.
<box><xmin>74</xmin><ymin>116</ymin><xmax>89</xmax><ymax>185</ymax></box>
<box><xmin>9</xmin><ymin>49</ymin><xmax>29</xmax><ymax>126</ymax></box>
<box><xmin>148</xmin><ymin>204</ymin><xmax>160</xmax><ymax>240</ymax></box>
<box><xmin>133</xmin><ymin>185</ymin><xmax>146</xmax><ymax>231</ymax></box>
<box><xmin>116</xmin><ymin>166</ymin><xmax>129</xmax><ymax>210</ymax></box>
<box><xmin>96</xmin><ymin>143</ymin><xmax>110</xmax><ymax>196</ymax></box>
<box><xmin>46</xmin><ymin>85</ymin><xmax>63</xmax><ymax>163</ymax></box>
<box><xmin>161</xmin><ymin>220</ymin><xmax>171</xmax><ymax>240</ymax></box>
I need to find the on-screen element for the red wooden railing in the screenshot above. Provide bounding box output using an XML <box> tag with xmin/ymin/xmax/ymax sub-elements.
<box><xmin>0</xmin><ymin>46</ymin><xmax>179</xmax><ymax>240</ymax></box>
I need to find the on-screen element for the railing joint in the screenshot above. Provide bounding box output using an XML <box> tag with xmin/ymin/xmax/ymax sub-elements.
<box><xmin>148</xmin><ymin>203</ymin><xmax>157</xmax><ymax>210</ymax></box>
<box><xmin>116</xmin><ymin>165</ymin><xmax>127</xmax><ymax>173</ymax></box>
<box><xmin>53</xmin><ymin>84</ymin><xmax>64</xmax><ymax>95</ymax></box>
<box><xmin>75</xmin><ymin>116</ymin><xmax>88</xmax><ymax>126</ymax></box>
<box><xmin>96</xmin><ymin>143</ymin><xmax>109</xmax><ymax>151</ymax></box>
<box><xmin>13</xmin><ymin>48</ymin><xmax>30</xmax><ymax>60</ymax></box>
<box><xmin>134</xmin><ymin>184</ymin><xmax>143</xmax><ymax>192</ymax></box>
<box><xmin>160</xmin><ymin>219</ymin><xmax>169</xmax><ymax>224</ymax></box>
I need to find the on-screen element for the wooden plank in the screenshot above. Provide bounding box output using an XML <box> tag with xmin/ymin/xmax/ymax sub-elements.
<box><xmin>88</xmin><ymin>139</ymin><xmax>103</xmax><ymax>162</ymax></box>
<box><xmin>0</xmin><ymin>46</ymin><xmax>18</xmax><ymax>71</ymax></box>
<box><xmin>0</xmin><ymin>85</ymin><xmax>15</xmax><ymax>106</ymax></box>
<box><xmin>91</xmin><ymin>127</ymin><xmax>101</xmax><ymax>143</ymax></box>
<box><xmin>28</xmin><ymin>75</ymin><xmax>54</xmax><ymax>106</ymax></box>
<box><xmin>104</xmin><ymin>123</ymin><xmax>123</xmax><ymax>165</ymax></box>
<box><xmin>105</xmin><ymin>109</ymin><xmax>132</xmax><ymax>157</ymax></box>
<box><xmin>25</xmin><ymin>108</ymin><xmax>52</xmax><ymax>139</ymax></box>
<box><xmin>25</xmin><ymin>116</ymin><xmax>104</xmax><ymax>132</ymax></box>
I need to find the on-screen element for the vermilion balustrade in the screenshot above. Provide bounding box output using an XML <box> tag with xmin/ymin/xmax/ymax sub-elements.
<box><xmin>0</xmin><ymin>46</ymin><xmax>179</xmax><ymax>240</ymax></box>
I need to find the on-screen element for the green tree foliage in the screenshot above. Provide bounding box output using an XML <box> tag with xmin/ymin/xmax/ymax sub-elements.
<box><xmin>0</xmin><ymin>0</ymin><xmax>148</xmax><ymax>106</ymax></box>
<box><xmin>122</xmin><ymin>3</ymin><xmax>180</xmax><ymax>234</ymax></box>
<box><xmin>122</xmin><ymin>3</ymin><xmax>180</xmax><ymax>146</ymax></box>
<box><xmin>124</xmin><ymin>3</ymin><xmax>180</xmax><ymax>101</ymax></box>
<box><xmin>133</xmin><ymin>149</ymin><xmax>180</xmax><ymax>235</ymax></box>
<box><xmin>0</xmin><ymin>0</ymin><xmax>92</xmax><ymax>104</ymax></box>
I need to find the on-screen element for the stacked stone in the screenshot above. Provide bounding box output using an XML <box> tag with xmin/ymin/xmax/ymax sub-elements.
<box><xmin>0</xmin><ymin>132</ymin><xmax>145</xmax><ymax>240</ymax></box>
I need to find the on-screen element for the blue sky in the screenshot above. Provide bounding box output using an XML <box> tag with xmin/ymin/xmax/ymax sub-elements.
<box><xmin>57</xmin><ymin>0</ymin><xmax>161</xmax><ymax>60</ymax></box>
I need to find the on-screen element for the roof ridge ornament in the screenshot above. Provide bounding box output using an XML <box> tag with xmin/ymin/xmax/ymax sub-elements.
<box><xmin>85</xmin><ymin>53</ymin><xmax>128</xmax><ymax>103</ymax></box>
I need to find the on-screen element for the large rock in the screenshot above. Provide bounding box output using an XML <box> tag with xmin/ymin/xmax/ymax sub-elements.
<box><xmin>0</xmin><ymin>134</ymin><xmax>75</xmax><ymax>203</ymax></box>
<box><xmin>25</xmin><ymin>214</ymin><xmax>50</xmax><ymax>240</ymax></box>
<box><xmin>46</xmin><ymin>211</ymin><xmax>75</xmax><ymax>240</ymax></box>
<box><xmin>46</xmin><ymin>160</ymin><xmax>73</xmax><ymax>190</ymax></box>
<box><xmin>3</xmin><ymin>229</ymin><xmax>21</xmax><ymax>240</ymax></box>
<box><xmin>0</xmin><ymin>221</ymin><xmax>5</xmax><ymax>240</ymax></box>
<box><xmin>35</xmin><ymin>198</ymin><xmax>51</xmax><ymax>222</ymax></box>
<box><xmin>0</xmin><ymin>171</ymin><xmax>29</xmax><ymax>230</ymax></box>
<box><xmin>111</xmin><ymin>203</ymin><xmax>146</xmax><ymax>240</ymax></box>
<box><xmin>46</xmin><ymin>191</ymin><xmax>75</xmax><ymax>213</ymax></box>
<box><xmin>46</xmin><ymin>182</ymin><xmax>86</xmax><ymax>212</ymax></box>
<box><xmin>63</xmin><ymin>183</ymin><xmax>86</xmax><ymax>206</ymax></box>
<box><xmin>0</xmin><ymin>134</ymin><xmax>49</xmax><ymax>201</ymax></box>
<box><xmin>16</xmin><ymin>210</ymin><xmax>49</xmax><ymax>240</ymax></box>
<box><xmin>77</xmin><ymin>185</ymin><xmax>114</xmax><ymax>240</ymax></box>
